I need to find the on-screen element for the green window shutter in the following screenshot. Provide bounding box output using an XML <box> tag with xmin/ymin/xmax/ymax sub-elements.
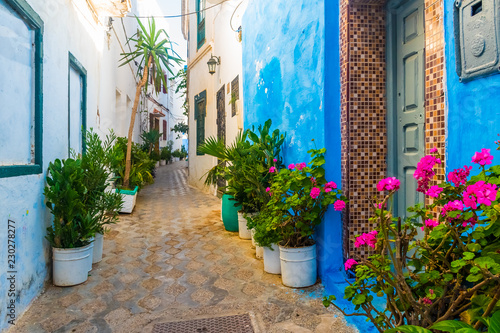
<box><xmin>196</xmin><ymin>0</ymin><xmax>205</xmax><ymax>49</ymax></box>
<box><xmin>195</xmin><ymin>90</ymin><xmax>207</xmax><ymax>155</ymax></box>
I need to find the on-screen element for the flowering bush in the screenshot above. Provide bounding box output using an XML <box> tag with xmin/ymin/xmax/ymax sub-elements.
<box><xmin>324</xmin><ymin>146</ymin><xmax>500</xmax><ymax>332</ymax></box>
<box><xmin>264</xmin><ymin>148</ymin><xmax>347</xmax><ymax>248</ymax></box>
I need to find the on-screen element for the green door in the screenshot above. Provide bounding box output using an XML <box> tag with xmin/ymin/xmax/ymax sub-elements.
<box><xmin>389</xmin><ymin>0</ymin><xmax>425</xmax><ymax>218</ymax></box>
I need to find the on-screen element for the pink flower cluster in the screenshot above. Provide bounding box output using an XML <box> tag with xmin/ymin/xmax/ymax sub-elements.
<box><xmin>448</xmin><ymin>165</ymin><xmax>472</xmax><ymax>187</ymax></box>
<box><xmin>462</xmin><ymin>217</ymin><xmax>477</xmax><ymax>228</ymax></box>
<box><xmin>426</xmin><ymin>185</ymin><xmax>443</xmax><ymax>198</ymax></box>
<box><xmin>441</xmin><ymin>200</ymin><xmax>464</xmax><ymax>217</ymax></box>
<box><xmin>296</xmin><ymin>162</ymin><xmax>307</xmax><ymax>171</ymax></box>
<box><xmin>269</xmin><ymin>166</ymin><xmax>277</xmax><ymax>173</ymax></box>
<box><xmin>344</xmin><ymin>258</ymin><xmax>358</xmax><ymax>271</ymax></box>
<box><xmin>354</xmin><ymin>230</ymin><xmax>378</xmax><ymax>249</ymax></box>
<box><xmin>462</xmin><ymin>181</ymin><xmax>497</xmax><ymax>209</ymax></box>
<box><xmin>377</xmin><ymin>177</ymin><xmax>400</xmax><ymax>192</ymax></box>
<box><xmin>334</xmin><ymin>200</ymin><xmax>346</xmax><ymax>211</ymax></box>
<box><xmin>472</xmin><ymin>148</ymin><xmax>494</xmax><ymax>166</ymax></box>
<box><xmin>421</xmin><ymin>219</ymin><xmax>439</xmax><ymax>231</ymax></box>
<box><xmin>266</xmin><ymin>187</ymin><xmax>272</xmax><ymax>196</ymax></box>
<box><xmin>288</xmin><ymin>164</ymin><xmax>295</xmax><ymax>170</ymax></box>
<box><xmin>325</xmin><ymin>181</ymin><xmax>337</xmax><ymax>192</ymax></box>
<box><xmin>310</xmin><ymin>187</ymin><xmax>321</xmax><ymax>199</ymax></box>
<box><xmin>421</xmin><ymin>297</ymin><xmax>432</xmax><ymax>305</ymax></box>
<box><xmin>414</xmin><ymin>155</ymin><xmax>442</xmax><ymax>193</ymax></box>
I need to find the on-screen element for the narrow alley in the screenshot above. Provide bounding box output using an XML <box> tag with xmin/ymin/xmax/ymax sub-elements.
<box><xmin>10</xmin><ymin>162</ymin><xmax>353</xmax><ymax>333</ymax></box>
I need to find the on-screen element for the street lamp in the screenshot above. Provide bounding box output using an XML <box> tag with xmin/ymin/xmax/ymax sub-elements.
<box><xmin>207</xmin><ymin>55</ymin><xmax>220</xmax><ymax>75</ymax></box>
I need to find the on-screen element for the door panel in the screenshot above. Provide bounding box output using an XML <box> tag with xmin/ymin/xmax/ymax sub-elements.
<box><xmin>393</xmin><ymin>0</ymin><xmax>425</xmax><ymax>218</ymax></box>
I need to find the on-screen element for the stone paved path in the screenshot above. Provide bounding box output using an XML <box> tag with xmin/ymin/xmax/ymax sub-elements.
<box><xmin>11</xmin><ymin>162</ymin><xmax>355</xmax><ymax>333</ymax></box>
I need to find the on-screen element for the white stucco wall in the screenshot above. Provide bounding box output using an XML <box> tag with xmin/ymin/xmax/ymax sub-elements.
<box><xmin>0</xmin><ymin>0</ymin><xmax>141</xmax><ymax>330</ymax></box>
<box><xmin>186</xmin><ymin>0</ymin><xmax>247</xmax><ymax>192</ymax></box>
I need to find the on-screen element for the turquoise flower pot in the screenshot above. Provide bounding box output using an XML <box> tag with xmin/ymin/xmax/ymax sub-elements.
<box><xmin>221</xmin><ymin>194</ymin><xmax>240</xmax><ymax>232</ymax></box>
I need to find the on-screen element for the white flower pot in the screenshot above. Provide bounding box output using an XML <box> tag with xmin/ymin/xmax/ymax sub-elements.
<box><xmin>87</xmin><ymin>239</ymin><xmax>94</xmax><ymax>271</ymax></box>
<box><xmin>92</xmin><ymin>233</ymin><xmax>104</xmax><ymax>263</ymax></box>
<box><xmin>117</xmin><ymin>186</ymin><xmax>138</xmax><ymax>213</ymax></box>
<box><xmin>237</xmin><ymin>212</ymin><xmax>251</xmax><ymax>239</ymax></box>
<box><xmin>251</xmin><ymin>229</ymin><xmax>256</xmax><ymax>249</ymax></box>
<box><xmin>263</xmin><ymin>244</ymin><xmax>281</xmax><ymax>274</ymax></box>
<box><xmin>155</xmin><ymin>161</ymin><xmax>160</xmax><ymax>168</ymax></box>
<box><xmin>256</xmin><ymin>245</ymin><xmax>264</xmax><ymax>259</ymax></box>
<box><xmin>52</xmin><ymin>244</ymin><xmax>92</xmax><ymax>286</ymax></box>
<box><xmin>279</xmin><ymin>244</ymin><xmax>317</xmax><ymax>288</ymax></box>
<box><xmin>160</xmin><ymin>160</ymin><xmax>166</xmax><ymax>166</ymax></box>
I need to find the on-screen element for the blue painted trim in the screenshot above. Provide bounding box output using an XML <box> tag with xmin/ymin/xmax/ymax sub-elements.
<box><xmin>116</xmin><ymin>186</ymin><xmax>138</xmax><ymax>195</ymax></box>
<box><xmin>0</xmin><ymin>0</ymin><xmax>43</xmax><ymax>179</ymax></box>
<box><xmin>68</xmin><ymin>52</ymin><xmax>87</xmax><ymax>156</ymax></box>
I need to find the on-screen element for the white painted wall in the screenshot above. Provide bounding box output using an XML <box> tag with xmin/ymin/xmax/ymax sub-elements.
<box><xmin>186</xmin><ymin>0</ymin><xmax>247</xmax><ymax>192</ymax></box>
<box><xmin>0</xmin><ymin>0</ymin><xmax>147</xmax><ymax>330</ymax></box>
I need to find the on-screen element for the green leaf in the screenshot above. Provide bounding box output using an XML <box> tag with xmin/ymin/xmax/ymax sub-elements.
<box><xmin>454</xmin><ymin>329</ymin><xmax>480</xmax><ymax>333</ymax></box>
<box><xmin>463</xmin><ymin>252</ymin><xmax>475</xmax><ymax>260</ymax></box>
<box><xmin>385</xmin><ymin>325</ymin><xmax>432</xmax><ymax>333</ymax></box>
<box><xmin>490</xmin><ymin>310</ymin><xmax>500</xmax><ymax>333</ymax></box>
<box><xmin>468</xmin><ymin>243</ymin><xmax>482</xmax><ymax>252</ymax></box>
<box><xmin>430</xmin><ymin>321</ymin><xmax>474</xmax><ymax>333</ymax></box>
<box><xmin>466</xmin><ymin>273</ymin><xmax>483</xmax><ymax>282</ymax></box>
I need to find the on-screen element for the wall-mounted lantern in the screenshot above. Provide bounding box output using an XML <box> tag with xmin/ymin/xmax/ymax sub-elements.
<box><xmin>207</xmin><ymin>55</ymin><xmax>221</xmax><ymax>75</ymax></box>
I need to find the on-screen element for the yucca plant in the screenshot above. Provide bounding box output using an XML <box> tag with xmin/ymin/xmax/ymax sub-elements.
<box><xmin>119</xmin><ymin>17</ymin><xmax>182</xmax><ymax>189</ymax></box>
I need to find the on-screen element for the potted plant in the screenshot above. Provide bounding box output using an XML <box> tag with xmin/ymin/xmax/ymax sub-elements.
<box><xmin>250</xmin><ymin>211</ymin><xmax>282</xmax><ymax>272</ymax></box>
<box><xmin>81</xmin><ymin>130</ymin><xmax>123</xmax><ymax>263</ymax></box>
<box><xmin>110</xmin><ymin>137</ymin><xmax>154</xmax><ymax>213</ymax></box>
<box><xmin>160</xmin><ymin>142</ymin><xmax>172</xmax><ymax>166</ymax></box>
<box><xmin>140</xmin><ymin>129</ymin><xmax>162</xmax><ymax>167</ymax></box>
<box><xmin>267</xmin><ymin>147</ymin><xmax>347</xmax><ymax>287</ymax></box>
<box><xmin>44</xmin><ymin>158</ymin><xmax>95</xmax><ymax>286</ymax></box>
<box><xmin>119</xmin><ymin>17</ymin><xmax>181</xmax><ymax>190</ymax></box>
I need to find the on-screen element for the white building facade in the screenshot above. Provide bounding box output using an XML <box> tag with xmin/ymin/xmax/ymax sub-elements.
<box><xmin>183</xmin><ymin>0</ymin><xmax>247</xmax><ymax>192</ymax></box>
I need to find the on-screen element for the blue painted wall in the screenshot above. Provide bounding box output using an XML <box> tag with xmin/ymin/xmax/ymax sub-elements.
<box><xmin>444</xmin><ymin>0</ymin><xmax>500</xmax><ymax>173</ymax></box>
<box><xmin>242</xmin><ymin>0</ymin><xmax>345</xmax><ymax>289</ymax></box>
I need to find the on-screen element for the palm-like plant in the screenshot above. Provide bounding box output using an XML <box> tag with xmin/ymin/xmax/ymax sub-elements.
<box><xmin>119</xmin><ymin>17</ymin><xmax>182</xmax><ymax>189</ymax></box>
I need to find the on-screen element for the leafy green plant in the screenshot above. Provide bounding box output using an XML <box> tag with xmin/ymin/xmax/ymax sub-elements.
<box><xmin>81</xmin><ymin>129</ymin><xmax>123</xmax><ymax>234</ymax></box>
<box><xmin>250</xmin><ymin>210</ymin><xmax>282</xmax><ymax>249</ymax></box>
<box><xmin>323</xmin><ymin>147</ymin><xmax>500</xmax><ymax>332</ymax></box>
<box><xmin>266</xmin><ymin>147</ymin><xmax>347</xmax><ymax>248</ymax></box>
<box><xmin>44</xmin><ymin>158</ymin><xmax>89</xmax><ymax>248</ymax></box>
<box><xmin>140</xmin><ymin>129</ymin><xmax>162</xmax><ymax>157</ymax></box>
<box><xmin>110</xmin><ymin>137</ymin><xmax>154</xmax><ymax>190</ymax></box>
<box><xmin>160</xmin><ymin>143</ymin><xmax>172</xmax><ymax>162</ymax></box>
<box><xmin>171</xmin><ymin>122</ymin><xmax>188</xmax><ymax>139</ymax></box>
<box><xmin>119</xmin><ymin>17</ymin><xmax>182</xmax><ymax>189</ymax></box>
<box><xmin>385</xmin><ymin>309</ymin><xmax>500</xmax><ymax>333</ymax></box>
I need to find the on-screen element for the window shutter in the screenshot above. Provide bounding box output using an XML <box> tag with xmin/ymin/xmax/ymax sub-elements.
<box><xmin>163</xmin><ymin>120</ymin><xmax>167</xmax><ymax>140</ymax></box>
<box><xmin>163</xmin><ymin>74</ymin><xmax>167</xmax><ymax>94</ymax></box>
<box><xmin>231</xmin><ymin>75</ymin><xmax>239</xmax><ymax>117</ymax></box>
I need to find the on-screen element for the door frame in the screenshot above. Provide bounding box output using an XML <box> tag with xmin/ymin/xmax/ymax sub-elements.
<box><xmin>68</xmin><ymin>52</ymin><xmax>87</xmax><ymax>156</ymax></box>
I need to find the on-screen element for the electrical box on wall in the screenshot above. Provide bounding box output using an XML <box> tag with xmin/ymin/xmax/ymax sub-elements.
<box><xmin>454</xmin><ymin>0</ymin><xmax>500</xmax><ymax>82</ymax></box>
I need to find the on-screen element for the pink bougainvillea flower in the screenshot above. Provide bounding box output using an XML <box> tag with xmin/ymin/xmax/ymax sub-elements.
<box><xmin>377</xmin><ymin>203</ymin><xmax>386</xmax><ymax>209</ymax></box>
<box><xmin>430</xmin><ymin>147</ymin><xmax>438</xmax><ymax>153</ymax></box>
<box><xmin>310</xmin><ymin>187</ymin><xmax>321</xmax><ymax>199</ymax></box>
<box><xmin>472</xmin><ymin>148</ymin><xmax>494</xmax><ymax>166</ymax></box>
<box><xmin>421</xmin><ymin>297</ymin><xmax>433</xmax><ymax>305</ymax></box>
<box><xmin>414</xmin><ymin>155</ymin><xmax>442</xmax><ymax>193</ymax></box>
<box><xmin>296</xmin><ymin>162</ymin><xmax>307</xmax><ymax>171</ymax></box>
<box><xmin>421</xmin><ymin>219</ymin><xmax>439</xmax><ymax>231</ymax></box>
<box><xmin>429</xmin><ymin>289</ymin><xmax>434</xmax><ymax>295</ymax></box>
<box><xmin>463</xmin><ymin>181</ymin><xmax>498</xmax><ymax>209</ymax></box>
<box><xmin>324</xmin><ymin>181</ymin><xmax>337</xmax><ymax>193</ymax></box>
<box><xmin>334</xmin><ymin>200</ymin><xmax>346</xmax><ymax>211</ymax></box>
<box><xmin>377</xmin><ymin>177</ymin><xmax>400</xmax><ymax>192</ymax></box>
<box><xmin>462</xmin><ymin>217</ymin><xmax>477</xmax><ymax>228</ymax></box>
<box><xmin>273</xmin><ymin>158</ymin><xmax>277</xmax><ymax>162</ymax></box>
<box><xmin>448</xmin><ymin>165</ymin><xmax>472</xmax><ymax>187</ymax></box>
<box><xmin>441</xmin><ymin>200</ymin><xmax>465</xmax><ymax>216</ymax></box>
<box><xmin>354</xmin><ymin>230</ymin><xmax>378</xmax><ymax>249</ymax></box>
<box><xmin>288</xmin><ymin>163</ymin><xmax>295</xmax><ymax>170</ymax></box>
<box><xmin>311</xmin><ymin>177</ymin><xmax>316</xmax><ymax>184</ymax></box>
<box><xmin>265</xmin><ymin>187</ymin><xmax>271</xmax><ymax>193</ymax></box>
<box><xmin>269</xmin><ymin>166</ymin><xmax>277</xmax><ymax>173</ymax></box>
<box><xmin>426</xmin><ymin>185</ymin><xmax>443</xmax><ymax>198</ymax></box>
<box><xmin>344</xmin><ymin>258</ymin><xmax>358</xmax><ymax>271</ymax></box>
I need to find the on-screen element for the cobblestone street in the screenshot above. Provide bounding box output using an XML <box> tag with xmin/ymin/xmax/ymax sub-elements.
<box><xmin>11</xmin><ymin>162</ymin><xmax>354</xmax><ymax>333</ymax></box>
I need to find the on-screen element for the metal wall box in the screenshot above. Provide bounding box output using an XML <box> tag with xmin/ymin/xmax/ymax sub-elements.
<box><xmin>454</xmin><ymin>0</ymin><xmax>500</xmax><ymax>82</ymax></box>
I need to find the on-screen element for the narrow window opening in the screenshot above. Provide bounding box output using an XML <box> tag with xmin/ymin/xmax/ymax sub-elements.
<box><xmin>471</xmin><ymin>1</ymin><xmax>482</xmax><ymax>16</ymax></box>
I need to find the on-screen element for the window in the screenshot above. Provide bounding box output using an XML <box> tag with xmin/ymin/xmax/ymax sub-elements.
<box><xmin>231</xmin><ymin>75</ymin><xmax>239</xmax><ymax>117</ymax></box>
<box><xmin>0</xmin><ymin>0</ymin><xmax>43</xmax><ymax>178</ymax></box>
<box><xmin>196</xmin><ymin>0</ymin><xmax>205</xmax><ymax>49</ymax></box>
<box><xmin>68</xmin><ymin>53</ymin><xmax>87</xmax><ymax>157</ymax></box>
<box><xmin>195</xmin><ymin>90</ymin><xmax>206</xmax><ymax>155</ymax></box>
